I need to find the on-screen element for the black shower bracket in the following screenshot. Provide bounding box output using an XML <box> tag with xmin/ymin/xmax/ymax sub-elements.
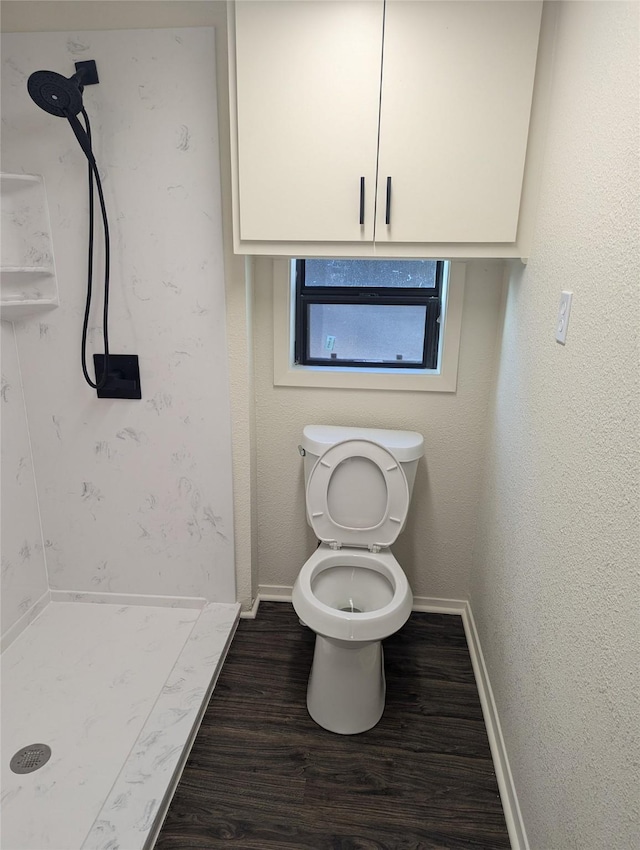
<box><xmin>74</xmin><ymin>60</ymin><xmax>99</xmax><ymax>87</ymax></box>
<box><xmin>93</xmin><ymin>354</ymin><xmax>142</xmax><ymax>400</ymax></box>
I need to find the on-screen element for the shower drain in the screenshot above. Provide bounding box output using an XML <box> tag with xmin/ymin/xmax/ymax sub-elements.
<box><xmin>10</xmin><ymin>744</ymin><xmax>51</xmax><ymax>774</ymax></box>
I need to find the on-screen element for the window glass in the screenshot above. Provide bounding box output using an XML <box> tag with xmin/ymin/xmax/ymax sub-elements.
<box><xmin>296</xmin><ymin>258</ymin><xmax>442</xmax><ymax>370</ymax></box>
<box><xmin>304</xmin><ymin>259</ymin><xmax>437</xmax><ymax>289</ymax></box>
<box><xmin>307</xmin><ymin>303</ymin><xmax>427</xmax><ymax>363</ymax></box>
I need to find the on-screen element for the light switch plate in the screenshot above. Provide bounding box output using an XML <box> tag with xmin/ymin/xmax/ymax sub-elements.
<box><xmin>556</xmin><ymin>291</ymin><xmax>573</xmax><ymax>345</ymax></box>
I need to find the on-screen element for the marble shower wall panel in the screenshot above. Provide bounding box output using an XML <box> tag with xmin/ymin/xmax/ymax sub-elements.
<box><xmin>1</xmin><ymin>29</ymin><xmax>235</xmax><ymax>602</ymax></box>
<box><xmin>0</xmin><ymin>321</ymin><xmax>48</xmax><ymax>636</ymax></box>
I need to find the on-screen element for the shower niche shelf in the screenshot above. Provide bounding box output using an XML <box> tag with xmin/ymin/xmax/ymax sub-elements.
<box><xmin>1</xmin><ymin>172</ymin><xmax>59</xmax><ymax>320</ymax></box>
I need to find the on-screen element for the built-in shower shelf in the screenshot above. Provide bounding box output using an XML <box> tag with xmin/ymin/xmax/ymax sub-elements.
<box><xmin>1</xmin><ymin>173</ymin><xmax>43</xmax><ymax>189</ymax></box>
<box><xmin>1</xmin><ymin>267</ymin><xmax>59</xmax><ymax>319</ymax></box>
<box><xmin>2</xmin><ymin>266</ymin><xmax>53</xmax><ymax>274</ymax></box>
<box><xmin>1</xmin><ymin>298</ymin><xmax>59</xmax><ymax>320</ymax></box>
<box><xmin>1</xmin><ymin>173</ymin><xmax>59</xmax><ymax>320</ymax></box>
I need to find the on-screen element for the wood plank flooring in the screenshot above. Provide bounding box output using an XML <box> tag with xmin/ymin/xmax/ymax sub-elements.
<box><xmin>156</xmin><ymin>602</ymin><xmax>509</xmax><ymax>850</ymax></box>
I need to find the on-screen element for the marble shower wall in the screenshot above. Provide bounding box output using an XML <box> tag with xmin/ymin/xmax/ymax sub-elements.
<box><xmin>1</xmin><ymin>321</ymin><xmax>49</xmax><ymax>635</ymax></box>
<box><xmin>1</xmin><ymin>29</ymin><xmax>235</xmax><ymax>602</ymax></box>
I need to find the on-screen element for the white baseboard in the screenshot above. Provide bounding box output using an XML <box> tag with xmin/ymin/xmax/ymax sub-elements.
<box><xmin>257</xmin><ymin>584</ymin><xmax>293</xmax><ymax>602</ymax></box>
<box><xmin>239</xmin><ymin>595</ymin><xmax>260</xmax><ymax>619</ymax></box>
<box><xmin>412</xmin><ymin>595</ymin><xmax>467</xmax><ymax>615</ymax></box>
<box><xmin>252</xmin><ymin>588</ymin><xmax>527</xmax><ymax>849</ymax></box>
<box><xmin>461</xmin><ymin>601</ymin><xmax>529</xmax><ymax>850</ymax></box>
<box><xmin>258</xmin><ymin>589</ymin><xmax>467</xmax><ymax>615</ymax></box>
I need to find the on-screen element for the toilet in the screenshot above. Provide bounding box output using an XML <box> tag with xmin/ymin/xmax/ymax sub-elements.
<box><xmin>292</xmin><ymin>424</ymin><xmax>424</xmax><ymax>734</ymax></box>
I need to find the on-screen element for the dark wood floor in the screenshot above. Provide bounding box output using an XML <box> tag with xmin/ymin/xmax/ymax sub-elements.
<box><xmin>156</xmin><ymin>602</ymin><xmax>509</xmax><ymax>850</ymax></box>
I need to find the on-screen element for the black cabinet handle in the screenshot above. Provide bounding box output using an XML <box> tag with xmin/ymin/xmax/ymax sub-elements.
<box><xmin>359</xmin><ymin>176</ymin><xmax>365</xmax><ymax>225</ymax></box>
<box><xmin>385</xmin><ymin>176</ymin><xmax>392</xmax><ymax>225</ymax></box>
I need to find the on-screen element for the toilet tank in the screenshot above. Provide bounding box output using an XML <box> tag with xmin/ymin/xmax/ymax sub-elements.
<box><xmin>300</xmin><ymin>424</ymin><xmax>424</xmax><ymax>502</ymax></box>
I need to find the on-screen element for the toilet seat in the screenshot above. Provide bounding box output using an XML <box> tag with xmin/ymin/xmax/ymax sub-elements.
<box><xmin>293</xmin><ymin>544</ymin><xmax>413</xmax><ymax>643</ymax></box>
<box><xmin>306</xmin><ymin>439</ymin><xmax>410</xmax><ymax>550</ymax></box>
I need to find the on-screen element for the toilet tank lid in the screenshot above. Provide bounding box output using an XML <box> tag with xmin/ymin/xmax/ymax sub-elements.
<box><xmin>302</xmin><ymin>425</ymin><xmax>424</xmax><ymax>462</ymax></box>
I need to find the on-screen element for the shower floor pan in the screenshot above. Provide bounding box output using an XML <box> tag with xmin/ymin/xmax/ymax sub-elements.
<box><xmin>1</xmin><ymin>598</ymin><xmax>239</xmax><ymax>850</ymax></box>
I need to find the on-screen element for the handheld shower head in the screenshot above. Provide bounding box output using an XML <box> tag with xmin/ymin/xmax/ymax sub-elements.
<box><xmin>27</xmin><ymin>69</ymin><xmax>85</xmax><ymax>117</ymax></box>
<box><xmin>27</xmin><ymin>61</ymin><xmax>100</xmax><ymax>162</ymax></box>
<box><xmin>26</xmin><ymin>58</ymin><xmax>112</xmax><ymax>394</ymax></box>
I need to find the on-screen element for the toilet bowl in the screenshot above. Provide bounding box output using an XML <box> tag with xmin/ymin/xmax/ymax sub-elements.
<box><xmin>292</xmin><ymin>426</ymin><xmax>424</xmax><ymax>735</ymax></box>
<box><xmin>293</xmin><ymin>545</ymin><xmax>412</xmax><ymax>734</ymax></box>
<box><xmin>293</xmin><ymin>546</ymin><xmax>412</xmax><ymax>643</ymax></box>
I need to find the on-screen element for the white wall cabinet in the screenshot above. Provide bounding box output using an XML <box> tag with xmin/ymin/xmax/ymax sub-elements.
<box><xmin>234</xmin><ymin>0</ymin><xmax>384</xmax><ymax>244</ymax></box>
<box><xmin>230</xmin><ymin>0</ymin><xmax>548</xmax><ymax>259</ymax></box>
<box><xmin>376</xmin><ymin>1</ymin><xmax>542</xmax><ymax>245</ymax></box>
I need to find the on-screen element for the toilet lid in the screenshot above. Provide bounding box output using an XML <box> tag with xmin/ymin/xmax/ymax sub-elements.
<box><xmin>306</xmin><ymin>439</ymin><xmax>410</xmax><ymax>550</ymax></box>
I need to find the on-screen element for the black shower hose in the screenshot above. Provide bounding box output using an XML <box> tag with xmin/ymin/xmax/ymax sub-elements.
<box><xmin>66</xmin><ymin>107</ymin><xmax>110</xmax><ymax>390</ymax></box>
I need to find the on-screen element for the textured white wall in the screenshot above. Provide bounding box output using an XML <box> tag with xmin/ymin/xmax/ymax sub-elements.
<box><xmin>1</xmin><ymin>27</ymin><xmax>235</xmax><ymax>602</ymax></box>
<box><xmin>1</xmin><ymin>321</ymin><xmax>49</xmax><ymax>635</ymax></box>
<box><xmin>253</xmin><ymin>257</ymin><xmax>504</xmax><ymax>599</ymax></box>
<box><xmin>471</xmin><ymin>3</ymin><xmax>640</xmax><ymax>848</ymax></box>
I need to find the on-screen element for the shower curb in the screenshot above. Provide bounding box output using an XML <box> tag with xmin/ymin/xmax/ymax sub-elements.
<box><xmin>80</xmin><ymin>600</ymin><xmax>240</xmax><ymax>850</ymax></box>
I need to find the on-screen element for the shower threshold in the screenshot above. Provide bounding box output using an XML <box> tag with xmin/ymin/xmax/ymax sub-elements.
<box><xmin>1</xmin><ymin>597</ymin><xmax>240</xmax><ymax>850</ymax></box>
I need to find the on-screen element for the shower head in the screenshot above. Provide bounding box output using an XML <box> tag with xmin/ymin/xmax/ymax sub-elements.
<box><xmin>27</xmin><ymin>69</ymin><xmax>85</xmax><ymax>117</ymax></box>
<box><xmin>27</xmin><ymin>62</ymin><xmax>98</xmax><ymax>118</ymax></box>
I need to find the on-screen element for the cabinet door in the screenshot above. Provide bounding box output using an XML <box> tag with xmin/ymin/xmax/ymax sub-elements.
<box><xmin>234</xmin><ymin>1</ymin><xmax>383</xmax><ymax>243</ymax></box>
<box><xmin>376</xmin><ymin>1</ymin><xmax>542</xmax><ymax>244</ymax></box>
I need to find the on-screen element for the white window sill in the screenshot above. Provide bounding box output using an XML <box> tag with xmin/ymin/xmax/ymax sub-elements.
<box><xmin>272</xmin><ymin>260</ymin><xmax>465</xmax><ymax>393</ymax></box>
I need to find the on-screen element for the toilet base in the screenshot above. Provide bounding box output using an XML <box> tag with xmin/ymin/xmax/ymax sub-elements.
<box><xmin>306</xmin><ymin>634</ymin><xmax>386</xmax><ymax>734</ymax></box>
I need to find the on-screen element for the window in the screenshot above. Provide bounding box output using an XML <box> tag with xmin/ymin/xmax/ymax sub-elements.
<box><xmin>294</xmin><ymin>259</ymin><xmax>443</xmax><ymax>370</ymax></box>
<box><xmin>272</xmin><ymin>259</ymin><xmax>465</xmax><ymax>392</ymax></box>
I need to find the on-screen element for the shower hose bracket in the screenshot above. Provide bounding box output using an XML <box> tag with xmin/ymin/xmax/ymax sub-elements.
<box><xmin>74</xmin><ymin>60</ymin><xmax>99</xmax><ymax>87</ymax></box>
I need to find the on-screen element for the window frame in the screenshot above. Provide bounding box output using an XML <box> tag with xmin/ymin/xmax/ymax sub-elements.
<box><xmin>272</xmin><ymin>259</ymin><xmax>465</xmax><ymax>393</ymax></box>
<box><xmin>294</xmin><ymin>259</ymin><xmax>444</xmax><ymax>370</ymax></box>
